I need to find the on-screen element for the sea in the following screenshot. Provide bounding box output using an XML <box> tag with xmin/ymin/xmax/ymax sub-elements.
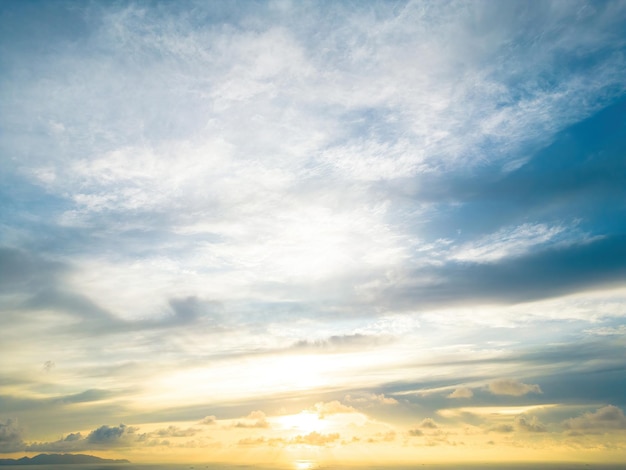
<box><xmin>1</xmin><ymin>464</ymin><xmax>626</xmax><ymax>470</ymax></box>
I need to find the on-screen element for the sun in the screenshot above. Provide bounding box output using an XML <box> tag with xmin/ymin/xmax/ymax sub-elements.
<box><xmin>278</xmin><ymin>410</ymin><xmax>326</xmax><ymax>434</ymax></box>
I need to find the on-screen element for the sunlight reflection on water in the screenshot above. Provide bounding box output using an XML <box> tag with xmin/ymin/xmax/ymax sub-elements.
<box><xmin>293</xmin><ymin>460</ymin><xmax>317</xmax><ymax>470</ymax></box>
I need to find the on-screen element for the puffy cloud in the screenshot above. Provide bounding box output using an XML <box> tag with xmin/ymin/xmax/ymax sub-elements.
<box><xmin>150</xmin><ymin>426</ymin><xmax>199</xmax><ymax>438</ymax></box>
<box><xmin>515</xmin><ymin>415</ymin><xmax>547</xmax><ymax>433</ymax></box>
<box><xmin>407</xmin><ymin>418</ymin><xmax>439</xmax><ymax>436</ymax></box>
<box><xmin>237</xmin><ymin>437</ymin><xmax>268</xmax><ymax>446</ymax></box>
<box><xmin>0</xmin><ymin>419</ymin><xmax>24</xmax><ymax>453</ymax></box>
<box><xmin>25</xmin><ymin>433</ymin><xmax>85</xmax><ymax>453</ymax></box>
<box><xmin>25</xmin><ymin>423</ymin><xmax>196</xmax><ymax>452</ymax></box>
<box><xmin>236</xmin><ymin>432</ymin><xmax>340</xmax><ymax>448</ymax></box>
<box><xmin>235</xmin><ymin>411</ymin><xmax>270</xmax><ymax>429</ymax></box>
<box><xmin>26</xmin><ymin>425</ymin><xmax>141</xmax><ymax>453</ymax></box>
<box><xmin>488</xmin><ymin>379</ymin><xmax>542</xmax><ymax>396</ymax></box>
<box><xmin>199</xmin><ymin>415</ymin><xmax>217</xmax><ymax>425</ymax></box>
<box><xmin>87</xmin><ymin>424</ymin><xmax>138</xmax><ymax>446</ymax></box>
<box><xmin>563</xmin><ymin>405</ymin><xmax>626</xmax><ymax>432</ymax></box>
<box><xmin>344</xmin><ymin>393</ymin><xmax>398</xmax><ymax>405</ymax></box>
<box><xmin>419</xmin><ymin>418</ymin><xmax>439</xmax><ymax>429</ymax></box>
<box><xmin>366</xmin><ymin>431</ymin><xmax>396</xmax><ymax>443</ymax></box>
<box><xmin>291</xmin><ymin>431</ymin><xmax>340</xmax><ymax>446</ymax></box>
<box><xmin>448</xmin><ymin>387</ymin><xmax>473</xmax><ymax>399</ymax></box>
<box><xmin>313</xmin><ymin>401</ymin><xmax>357</xmax><ymax>418</ymax></box>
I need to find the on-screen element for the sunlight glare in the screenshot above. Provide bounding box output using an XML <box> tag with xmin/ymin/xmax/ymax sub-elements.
<box><xmin>279</xmin><ymin>410</ymin><xmax>326</xmax><ymax>434</ymax></box>
<box><xmin>294</xmin><ymin>460</ymin><xmax>317</xmax><ymax>470</ymax></box>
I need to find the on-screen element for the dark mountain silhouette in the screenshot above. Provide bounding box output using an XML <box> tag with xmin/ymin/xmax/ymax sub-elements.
<box><xmin>0</xmin><ymin>453</ymin><xmax>130</xmax><ymax>465</ymax></box>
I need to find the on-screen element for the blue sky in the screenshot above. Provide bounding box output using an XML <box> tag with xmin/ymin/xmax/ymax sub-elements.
<box><xmin>1</xmin><ymin>0</ymin><xmax>626</xmax><ymax>464</ymax></box>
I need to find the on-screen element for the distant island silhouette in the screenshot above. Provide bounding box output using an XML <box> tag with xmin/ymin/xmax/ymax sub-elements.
<box><xmin>0</xmin><ymin>453</ymin><xmax>130</xmax><ymax>465</ymax></box>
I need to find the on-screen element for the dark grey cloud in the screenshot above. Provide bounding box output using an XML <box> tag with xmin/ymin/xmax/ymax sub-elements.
<box><xmin>25</xmin><ymin>432</ymin><xmax>85</xmax><ymax>453</ymax></box>
<box><xmin>63</xmin><ymin>432</ymin><xmax>83</xmax><ymax>441</ymax></box>
<box><xmin>23</xmin><ymin>288</ymin><xmax>115</xmax><ymax>323</ymax></box>
<box><xmin>0</xmin><ymin>389</ymin><xmax>132</xmax><ymax>439</ymax></box>
<box><xmin>0</xmin><ymin>247</ymin><xmax>117</xmax><ymax>330</ymax></box>
<box><xmin>87</xmin><ymin>423</ymin><xmax>138</xmax><ymax>446</ymax></box>
<box><xmin>24</xmin><ymin>423</ymin><xmax>141</xmax><ymax>453</ymax></box>
<box><xmin>165</xmin><ymin>296</ymin><xmax>224</xmax><ymax>327</ymax></box>
<box><xmin>349</xmin><ymin>337</ymin><xmax>626</xmax><ymax>416</ymax></box>
<box><xmin>0</xmin><ymin>419</ymin><xmax>24</xmax><ymax>453</ymax></box>
<box><xmin>381</xmin><ymin>235</ymin><xmax>626</xmax><ymax>310</ymax></box>
<box><xmin>0</xmin><ymin>246</ymin><xmax>227</xmax><ymax>338</ymax></box>
<box><xmin>399</xmin><ymin>94</ymin><xmax>626</xmax><ymax>242</ymax></box>
<box><xmin>57</xmin><ymin>389</ymin><xmax>115</xmax><ymax>405</ymax></box>
<box><xmin>0</xmin><ymin>388</ymin><xmax>125</xmax><ymax>411</ymax></box>
<box><xmin>0</xmin><ymin>247</ymin><xmax>66</xmax><ymax>295</ymax></box>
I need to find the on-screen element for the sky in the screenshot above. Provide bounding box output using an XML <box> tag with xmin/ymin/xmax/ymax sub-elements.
<box><xmin>1</xmin><ymin>0</ymin><xmax>626</xmax><ymax>466</ymax></box>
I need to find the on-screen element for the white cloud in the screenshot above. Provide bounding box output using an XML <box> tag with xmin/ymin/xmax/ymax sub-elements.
<box><xmin>345</xmin><ymin>393</ymin><xmax>398</xmax><ymax>406</ymax></box>
<box><xmin>313</xmin><ymin>401</ymin><xmax>357</xmax><ymax>418</ymax></box>
<box><xmin>450</xmin><ymin>223</ymin><xmax>568</xmax><ymax>263</ymax></box>
<box><xmin>584</xmin><ymin>325</ymin><xmax>626</xmax><ymax>336</ymax></box>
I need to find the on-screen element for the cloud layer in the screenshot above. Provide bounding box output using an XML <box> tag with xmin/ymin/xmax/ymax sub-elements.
<box><xmin>1</xmin><ymin>0</ymin><xmax>626</xmax><ymax>464</ymax></box>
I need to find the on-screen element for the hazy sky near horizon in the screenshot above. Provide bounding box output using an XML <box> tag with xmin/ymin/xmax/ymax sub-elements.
<box><xmin>1</xmin><ymin>0</ymin><xmax>626</xmax><ymax>465</ymax></box>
